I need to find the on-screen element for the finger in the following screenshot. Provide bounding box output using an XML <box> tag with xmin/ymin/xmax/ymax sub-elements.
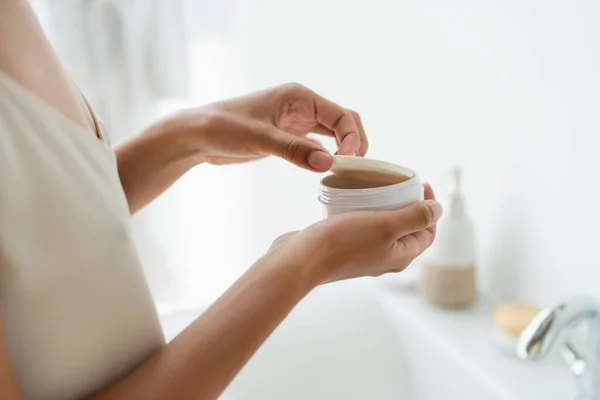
<box><xmin>422</xmin><ymin>183</ymin><xmax>437</xmax><ymax>236</ymax></box>
<box><xmin>267</xmin><ymin>128</ymin><xmax>333</xmax><ymax>172</ymax></box>
<box><xmin>392</xmin><ymin>229</ymin><xmax>436</xmax><ymax>263</ymax></box>
<box><xmin>383</xmin><ymin>200</ymin><xmax>443</xmax><ymax>238</ymax></box>
<box><xmin>348</xmin><ymin>110</ymin><xmax>369</xmax><ymax>157</ymax></box>
<box><xmin>311</xmin><ymin>94</ymin><xmax>361</xmax><ymax>156</ymax></box>
<box><xmin>423</xmin><ymin>182</ymin><xmax>435</xmax><ymax>201</ymax></box>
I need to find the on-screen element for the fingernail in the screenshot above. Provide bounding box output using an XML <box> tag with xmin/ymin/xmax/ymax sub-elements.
<box><xmin>307</xmin><ymin>151</ymin><xmax>333</xmax><ymax>171</ymax></box>
<box><xmin>428</xmin><ymin>200</ymin><xmax>444</xmax><ymax>222</ymax></box>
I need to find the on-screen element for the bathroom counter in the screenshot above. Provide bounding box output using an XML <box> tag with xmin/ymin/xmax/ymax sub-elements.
<box><xmin>160</xmin><ymin>277</ymin><xmax>576</xmax><ymax>399</ymax></box>
<box><xmin>378</xmin><ymin>276</ymin><xmax>577</xmax><ymax>400</ymax></box>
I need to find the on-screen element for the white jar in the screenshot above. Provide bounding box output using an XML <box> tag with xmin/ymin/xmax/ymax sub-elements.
<box><xmin>318</xmin><ymin>156</ymin><xmax>424</xmax><ymax>218</ymax></box>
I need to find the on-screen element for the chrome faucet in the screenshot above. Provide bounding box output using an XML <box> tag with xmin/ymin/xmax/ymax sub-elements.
<box><xmin>517</xmin><ymin>296</ymin><xmax>600</xmax><ymax>400</ymax></box>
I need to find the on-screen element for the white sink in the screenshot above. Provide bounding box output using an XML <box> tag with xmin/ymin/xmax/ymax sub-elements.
<box><xmin>161</xmin><ymin>279</ymin><xmax>577</xmax><ymax>400</ymax></box>
<box><xmin>222</xmin><ymin>281</ymin><xmax>416</xmax><ymax>400</ymax></box>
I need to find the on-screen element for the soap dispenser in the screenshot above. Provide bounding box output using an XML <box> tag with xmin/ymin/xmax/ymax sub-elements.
<box><xmin>419</xmin><ymin>167</ymin><xmax>476</xmax><ymax>308</ymax></box>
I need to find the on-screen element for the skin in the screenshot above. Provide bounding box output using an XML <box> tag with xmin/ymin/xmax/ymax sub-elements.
<box><xmin>117</xmin><ymin>83</ymin><xmax>369</xmax><ymax>213</ymax></box>
<box><xmin>0</xmin><ymin>1</ymin><xmax>443</xmax><ymax>399</ymax></box>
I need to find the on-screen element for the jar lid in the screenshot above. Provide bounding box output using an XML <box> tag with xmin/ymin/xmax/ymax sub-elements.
<box><xmin>330</xmin><ymin>156</ymin><xmax>414</xmax><ymax>185</ymax></box>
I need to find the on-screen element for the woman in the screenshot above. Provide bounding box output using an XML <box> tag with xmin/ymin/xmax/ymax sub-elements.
<box><xmin>0</xmin><ymin>1</ymin><xmax>442</xmax><ymax>399</ymax></box>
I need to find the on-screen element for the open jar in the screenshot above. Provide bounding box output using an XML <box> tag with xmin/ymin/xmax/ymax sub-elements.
<box><xmin>318</xmin><ymin>156</ymin><xmax>424</xmax><ymax>218</ymax></box>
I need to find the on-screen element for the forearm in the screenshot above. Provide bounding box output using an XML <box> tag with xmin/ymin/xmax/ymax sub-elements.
<box><xmin>115</xmin><ymin>113</ymin><xmax>207</xmax><ymax>213</ymax></box>
<box><xmin>91</xmin><ymin>255</ymin><xmax>315</xmax><ymax>400</ymax></box>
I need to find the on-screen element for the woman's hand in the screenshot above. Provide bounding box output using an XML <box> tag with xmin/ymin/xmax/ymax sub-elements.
<box><xmin>166</xmin><ymin>83</ymin><xmax>367</xmax><ymax>172</ymax></box>
<box><xmin>266</xmin><ymin>184</ymin><xmax>442</xmax><ymax>285</ymax></box>
<box><xmin>117</xmin><ymin>82</ymin><xmax>365</xmax><ymax>212</ymax></box>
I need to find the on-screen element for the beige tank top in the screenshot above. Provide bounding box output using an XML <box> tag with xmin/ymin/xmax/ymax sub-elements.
<box><xmin>0</xmin><ymin>72</ymin><xmax>165</xmax><ymax>399</ymax></box>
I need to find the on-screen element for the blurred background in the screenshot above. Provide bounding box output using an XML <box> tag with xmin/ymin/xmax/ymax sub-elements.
<box><xmin>30</xmin><ymin>0</ymin><xmax>599</xmax><ymax>312</ymax></box>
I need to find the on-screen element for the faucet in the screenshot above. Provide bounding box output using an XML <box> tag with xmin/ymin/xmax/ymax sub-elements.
<box><xmin>517</xmin><ymin>296</ymin><xmax>600</xmax><ymax>400</ymax></box>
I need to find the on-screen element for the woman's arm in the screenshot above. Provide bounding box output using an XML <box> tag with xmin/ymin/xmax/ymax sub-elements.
<box><xmin>92</xmin><ymin>254</ymin><xmax>312</xmax><ymax>399</ymax></box>
<box><xmin>0</xmin><ymin>190</ymin><xmax>441</xmax><ymax>399</ymax></box>
<box><xmin>0</xmin><ymin>252</ymin><xmax>310</xmax><ymax>400</ymax></box>
<box><xmin>1</xmin><ymin>3</ymin><xmax>364</xmax><ymax>214</ymax></box>
<box><xmin>117</xmin><ymin>83</ymin><xmax>368</xmax><ymax>213</ymax></box>
<box><xmin>90</xmin><ymin>189</ymin><xmax>440</xmax><ymax>399</ymax></box>
<box><xmin>114</xmin><ymin>116</ymin><xmax>208</xmax><ymax>213</ymax></box>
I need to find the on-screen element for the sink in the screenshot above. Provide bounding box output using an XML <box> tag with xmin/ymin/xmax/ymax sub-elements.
<box><xmin>160</xmin><ymin>278</ymin><xmax>577</xmax><ymax>400</ymax></box>
<box><xmin>222</xmin><ymin>282</ymin><xmax>416</xmax><ymax>400</ymax></box>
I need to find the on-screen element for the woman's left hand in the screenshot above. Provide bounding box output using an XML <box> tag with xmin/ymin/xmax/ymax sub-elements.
<box><xmin>165</xmin><ymin>83</ymin><xmax>368</xmax><ymax>172</ymax></box>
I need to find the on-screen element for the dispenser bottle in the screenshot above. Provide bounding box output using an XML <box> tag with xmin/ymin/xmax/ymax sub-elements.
<box><xmin>419</xmin><ymin>168</ymin><xmax>476</xmax><ymax>308</ymax></box>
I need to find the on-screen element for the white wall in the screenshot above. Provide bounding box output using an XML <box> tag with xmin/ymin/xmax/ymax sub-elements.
<box><xmin>240</xmin><ymin>0</ymin><xmax>600</xmax><ymax>306</ymax></box>
<box><xmin>38</xmin><ymin>0</ymin><xmax>598</xmax><ymax>308</ymax></box>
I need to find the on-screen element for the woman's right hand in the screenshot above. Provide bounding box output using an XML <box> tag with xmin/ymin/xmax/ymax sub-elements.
<box><xmin>266</xmin><ymin>184</ymin><xmax>443</xmax><ymax>285</ymax></box>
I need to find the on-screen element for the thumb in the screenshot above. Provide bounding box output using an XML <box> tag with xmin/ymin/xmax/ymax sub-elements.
<box><xmin>268</xmin><ymin>128</ymin><xmax>333</xmax><ymax>172</ymax></box>
<box><xmin>385</xmin><ymin>200</ymin><xmax>444</xmax><ymax>238</ymax></box>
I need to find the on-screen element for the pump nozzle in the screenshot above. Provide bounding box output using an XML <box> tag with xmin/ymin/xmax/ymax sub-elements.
<box><xmin>449</xmin><ymin>167</ymin><xmax>465</xmax><ymax>217</ymax></box>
